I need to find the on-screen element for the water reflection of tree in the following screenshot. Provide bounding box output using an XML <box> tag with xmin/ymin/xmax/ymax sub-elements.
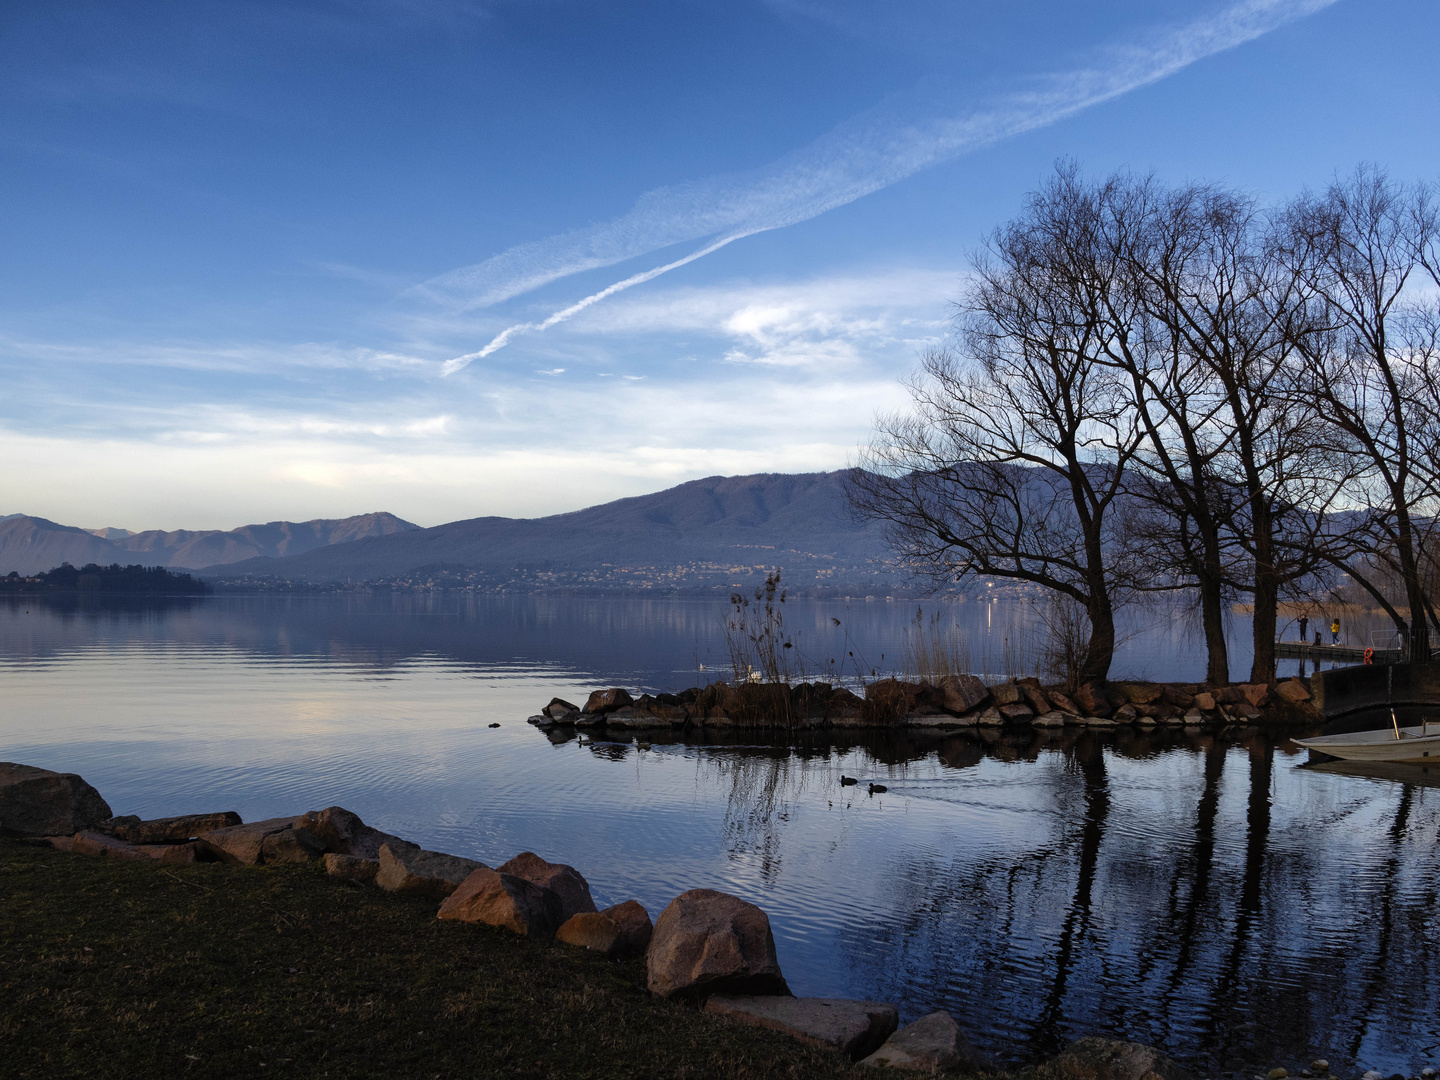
<box><xmin>838</xmin><ymin>738</ymin><xmax>1440</xmax><ymax>1075</ymax></box>
<box><xmin>700</xmin><ymin>747</ymin><xmax>806</xmax><ymax>887</ymax></box>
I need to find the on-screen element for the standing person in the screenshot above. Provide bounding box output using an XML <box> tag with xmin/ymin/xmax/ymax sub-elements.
<box><xmin>1331</xmin><ymin>617</ymin><xmax>1340</xmax><ymax>644</ymax></box>
<box><xmin>1298</xmin><ymin>616</ymin><xmax>1308</xmax><ymax>643</ymax></box>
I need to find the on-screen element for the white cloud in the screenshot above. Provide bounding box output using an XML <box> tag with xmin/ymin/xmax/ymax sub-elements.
<box><xmin>0</xmin><ymin>336</ymin><xmax>434</xmax><ymax>376</ymax></box>
<box><xmin>0</xmin><ymin>354</ymin><xmax>910</xmax><ymax>528</ymax></box>
<box><xmin>0</xmin><ymin>267</ymin><xmax>951</xmax><ymax>525</ymax></box>
<box><xmin>566</xmin><ymin>267</ymin><xmax>954</xmax><ymax>371</ymax></box>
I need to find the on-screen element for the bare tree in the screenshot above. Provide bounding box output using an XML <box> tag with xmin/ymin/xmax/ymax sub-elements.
<box><xmin>850</xmin><ymin>167</ymin><xmax>1144</xmax><ymax>685</ymax></box>
<box><xmin>1280</xmin><ymin>167</ymin><xmax>1440</xmax><ymax>658</ymax></box>
<box><xmin>1117</xmin><ymin>180</ymin><xmax>1345</xmax><ymax>682</ymax></box>
<box><xmin>1077</xmin><ymin>175</ymin><xmax>1241</xmax><ymax>685</ymax></box>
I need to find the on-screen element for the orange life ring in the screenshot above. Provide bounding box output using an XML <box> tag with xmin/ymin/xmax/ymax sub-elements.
<box><xmin>1363</xmin><ymin>647</ymin><xmax>1374</xmax><ymax>664</ymax></box>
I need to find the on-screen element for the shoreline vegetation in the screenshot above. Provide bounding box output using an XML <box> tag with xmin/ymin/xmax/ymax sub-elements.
<box><xmin>0</xmin><ymin>562</ymin><xmax>209</xmax><ymax>595</ymax></box>
<box><xmin>2</xmin><ymin>763</ymin><xmax>1208</xmax><ymax>1079</ymax></box>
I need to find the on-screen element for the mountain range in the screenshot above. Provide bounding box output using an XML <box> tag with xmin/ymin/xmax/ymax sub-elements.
<box><xmin>0</xmin><ymin>512</ymin><xmax>418</xmax><ymax>577</ymax></box>
<box><xmin>2</xmin><ymin>472</ymin><xmax>907</xmax><ymax>593</ymax></box>
<box><xmin>205</xmin><ymin>471</ymin><xmax>901</xmax><ymax>593</ymax></box>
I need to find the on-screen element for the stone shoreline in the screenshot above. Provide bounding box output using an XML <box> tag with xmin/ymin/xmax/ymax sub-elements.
<box><xmin>0</xmin><ymin>758</ymin><xmax>1342</xmax><ymax>1078</ymax></box>
<box><xmin>532</xmin><ymin>674</ymin><xmax>1320</xmax><ymax>735</ymax></box>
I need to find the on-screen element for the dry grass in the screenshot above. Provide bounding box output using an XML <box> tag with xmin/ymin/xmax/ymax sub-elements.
<box><xmin>0</xmin><ymin>839</ymin><xmax>894</xmax><ymax>1080</ymax></box>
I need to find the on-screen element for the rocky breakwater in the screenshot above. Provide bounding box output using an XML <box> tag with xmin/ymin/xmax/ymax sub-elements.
<box><xmin>532</xmin><ymin>673</ymin><xmax>1320</xmax><ymax>736</ymax></box>
<box><xmin>5</xmin><ymin>759</ymin><xmax>1228</xmax><ymax>1077</ymax></box>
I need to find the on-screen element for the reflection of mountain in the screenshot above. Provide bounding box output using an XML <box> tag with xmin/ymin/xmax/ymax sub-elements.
<box><xmin>202</xmin><ymin>471</ymin><xmax>901</xmax><ymax>593</ymax></box>
<box><xmin>0</xmin><ymin>512</ymin><xmax>418</xmax><ymax>575</ymax></box>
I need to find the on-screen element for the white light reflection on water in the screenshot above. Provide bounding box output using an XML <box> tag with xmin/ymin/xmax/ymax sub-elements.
<box><xmin>2</xmin><ymin>595</ymin><xmax>1437</xmax><ymax>1076</ymax></box>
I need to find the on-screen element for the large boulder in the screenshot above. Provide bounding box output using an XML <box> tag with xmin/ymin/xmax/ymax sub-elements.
<box><xmin>294</xmin><ymin>806</ymin><xmax>404</xmax><ymax>860</ymax></box>
<box><xmin>1038</xmin><ymin>1037</ymin><xmax>1193</xmax><ymax>1080</ymax></box>
<box><xmin>605</xmin><ymin>709</ymin><xmax>678</xmax><ymax>730</ymax></box>
<box><xmin>859</xmin><ymin>1010</ymin><xmax>991</xmax><ymax>1072</ymax></box>
<box><xmin>1049</xmin><ymin>691</ymin><xmax>1080</xmax><ymax>714</ymax></box>
<box><xmin>1073</xmin><ymin>684</ymin><xmax>1112</xmax><ymax>717</ymax></box>
<box><xmin>556</xmin><ymin>899</ymin><xmax>653</xmax><ymax>959</ymax></box>
<box><xmin>261</xmin><ymin>826</ymin><xmax>326</xmax><ymax>865</ymax></box>
<box><xmin>375</xmin><ymin>842</ymin><xmax>485</xmax><ymax>898</ymax></box>
<box><xmin>198</xmin><ymin>817</ymin><xmax>307</xmax><ymax>866</ymax></box>
<box><xmin>1238</xmin><ymin>683</ymin><xmax>1270</xmax><ymax>707</ymax></box>
<box><xmin>496</xmin><ymin>852</ymin><xmax>597</xmax><ymax>920</ymax></box>
<box><xmin>603</xmin><ymin>899</ymin><xmax>655</xmax><ymax>952</ymax></box>
<box><xmin>938</xmin><ymin>674</ymin><xmax>988</xmax><ymax>714</ymax></box>
<box><xmin>543</xmin><ymin>697</ymin><xmax>580</xmax><ymax>720</ymax></box>
<box><xmin>1274</xmin><ymin>679</ymin><xmax>1311</xmax><ymax>703</ymax></box>
<box><xmin>705</xmin><ymin>996</ymin><xmax>898</xmax><ymax>1061</ymax></box>
<box><xmin>557</xmin><ymin>911</ymin><xmax>625</xmax><ymax>955</ymax></box>
<box><xmin>583</xmin><ymin>688</ymin><xmax>634</xmax><ymax>715</ymax></box>
<box><xmin>72</xmin><ymin>831</ymin><xmax>205</xmax><ymax>863</ymax></box>
<box><xmin>0</xmin><ymin>763</ymin><xmax>112</xmax><ymax>837</ymax></box>
<box><xmin>323</xmin><ymin>853</ymin><xmax>379</xmax><ymax>884</ymax></box>
<box><xmin>73</xmin><ymin>831</ymin><xmax>145</xmax><ymax>859</ymax></box>
<box><xmin>98</xmin><ymin>812</ymin><xmax>241</xmax><ymax>844</ymax></box>
<box><xmin>1161</xmin><ymin>685</ymin><xmax>1196</xmax><ymax>709</ymax></box>
<box><xmin>646</xmin><ymin>888</ymin><xmax>788</xmax><ymax>1000</ymax></box>
<box><xmin>1116</xmin><ymin>683</ymin><xmax>1163</xmax><ymax>706</ymax></box>
<box><xmin>437</xmin><ymin>867</ymin><xmax>564</xmax><ymax>938</ymax></box>
<box><xmin>1022</xmin><ymin>685</ymin><xmax>1052</xmax><ymax>715</ymax></box>
<box><xmin>989</xmin><ymin>681</ymin><xmax>1023</xmax><ymax>706</ymax></box>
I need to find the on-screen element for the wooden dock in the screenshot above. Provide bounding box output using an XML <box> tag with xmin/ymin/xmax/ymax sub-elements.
<box><xmin>1276</xmin><ymin>641</ymin><xmax>1403</xmax><ymax>663</ymax></box>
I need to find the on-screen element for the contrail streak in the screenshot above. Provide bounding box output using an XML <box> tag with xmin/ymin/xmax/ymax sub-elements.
<box><xmin>439</xmin><ymin>0</ymin><xmax>1338</xmax><ymax>373</ymax></box>
<box><xmin>440</xmin><ymin>232</ymin><xmax>753</xmax><ymax>375</ymax></box>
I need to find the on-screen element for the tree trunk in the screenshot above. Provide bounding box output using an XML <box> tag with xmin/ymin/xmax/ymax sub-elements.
<box><xmin>1081</xmin><ymin>595</ymin><xmax>1116</xmax><ymax>685</ymax></box>
<box><xmin>1249</xmin><ymin>500</ymin><xmax>1278</xmax><ymax>683</ymax></box>
<box><xmin>1396</xmin><ymin>512</ymin><xmax>1431</xmax><ymax>660</ymax></box>
<box><xmin>1198</xmin><ymin>544</ymin><xmax>1230</xmax><ymax>686</ymax></box>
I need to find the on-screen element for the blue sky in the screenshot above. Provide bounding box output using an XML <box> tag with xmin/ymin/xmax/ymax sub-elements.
<box><xmin>1</xmin><ymin>0</ymin><xmax>1436</xmax><ymax>529</ymax></box>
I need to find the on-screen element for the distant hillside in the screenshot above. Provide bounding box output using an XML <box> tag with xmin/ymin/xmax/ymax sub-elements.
<box><xmin>0</xmin><ymin>518</ymin><xmax>127</xmax><ymax>577</ymax></box>
<box><xmin>204</xmin><ymin>471</ymin><xmax>906</xmax><ymax>594</ymax></box>
<box><xmin>111</xmin><ymin>511</ymin><xmax>419</xmax><ymax>569</ymax></box>
<box><xmin>0</xmin><ymin>512</ymin><xmax>419</xmax><ymax>576</ymax></box>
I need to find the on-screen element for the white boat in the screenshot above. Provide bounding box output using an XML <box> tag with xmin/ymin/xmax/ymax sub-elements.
<box><xmin>1295</xmin><ymin>718</ymin><xmax>1440</xmax><ymax>764</ymax></box>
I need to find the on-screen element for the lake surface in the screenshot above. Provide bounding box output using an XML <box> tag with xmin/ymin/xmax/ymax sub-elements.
<box><xmin>2</xmin><ymin>593</ymin><xmax>1436</xmax><ymax>1076</ymax></box>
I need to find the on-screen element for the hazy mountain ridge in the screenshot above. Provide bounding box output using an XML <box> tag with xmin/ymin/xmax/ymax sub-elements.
<box><xmin>205</xmin><ymin>472</ymin><xmax>907</xmax><ymax>592</ymax></box>
<box><xmin>0</xmin><ymin>512</ymin><xmax>419</xmax><ymax>576</ymax></box>
<box><xmin>0</xmin><ymin>517</ymin><xmax>127</xmax><ymax>577</ymax></box>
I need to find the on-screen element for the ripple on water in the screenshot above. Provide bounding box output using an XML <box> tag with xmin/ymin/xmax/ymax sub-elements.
<box><xmin>2</xmin><ymin>598</ymin><xmax>1438</xmax><ymax>1076</ymax></box>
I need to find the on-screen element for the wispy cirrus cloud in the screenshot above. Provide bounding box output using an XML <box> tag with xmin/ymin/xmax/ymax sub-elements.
<box><xmin>432</xmin><ymin>0</ymin><xmax>1339</xmax><ymax>372</ymax></box>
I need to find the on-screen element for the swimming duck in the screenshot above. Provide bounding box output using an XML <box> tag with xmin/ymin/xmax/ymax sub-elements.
<box><xmin>868</xmin><ymin>783</ymin><xmax>888</xmax><ymax>795</ymax></box>
<box><xmin>840</xmin><ymin>775</ymin><xmax>858</xmax><ymax>786</ymax></box>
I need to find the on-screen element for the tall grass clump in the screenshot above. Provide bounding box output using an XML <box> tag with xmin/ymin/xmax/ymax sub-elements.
<box><xmin>1031</xmin><ymin>593</ymin><xmax>1091</xmax><ymax>691</ymax></box>
<box><xmin>723</xmin><ymin>571</ymin><xmax>799</xmax><ymax>726</ymax></box>
<box><xmin>902</xmin><ymin>607</ymin><xmax>972</xmax><ymax>683</ymax></box>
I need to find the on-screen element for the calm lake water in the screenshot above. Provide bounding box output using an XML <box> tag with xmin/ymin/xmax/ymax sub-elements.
<box><xmin>2</xmin><ymin>593</ymin><xmax>1436</xmax><ymax>1076</ymax></box>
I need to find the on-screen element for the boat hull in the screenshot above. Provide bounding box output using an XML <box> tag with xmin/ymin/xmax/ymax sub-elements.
<box><xmin>1294</xmin><ymin>726</ymin><xmax>1440</xmax><ymax>763</ymax></box>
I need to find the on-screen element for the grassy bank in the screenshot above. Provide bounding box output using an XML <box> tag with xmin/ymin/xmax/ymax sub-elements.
<box><xmin>0</xmin><ymin>839</ymin><xmax>875</xmax><ymax>1079</ymax></box>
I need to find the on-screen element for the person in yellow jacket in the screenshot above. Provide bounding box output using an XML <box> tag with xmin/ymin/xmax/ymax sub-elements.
<box><xmin>1331</xmin><ymin>617</ymin><xmax>1340</xmax><ymax>644</ymax></box>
